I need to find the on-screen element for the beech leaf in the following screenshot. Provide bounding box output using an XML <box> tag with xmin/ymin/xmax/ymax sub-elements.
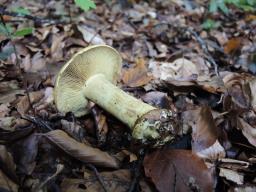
<box><xmin>44</xmin><ymin>130</ymin><xmax>120</xmax><ymax>168</ymax></box>
<box><xmin>144</xmin><ymin>149</ymin><xmax>215</xmax><ymax>192</ymax></box>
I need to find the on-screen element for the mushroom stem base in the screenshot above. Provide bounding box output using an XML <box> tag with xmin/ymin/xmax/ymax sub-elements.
<box><xmin>83</xmin><ymin>74</ymin><xmax>155</xmax><ymax>128</ymax></box>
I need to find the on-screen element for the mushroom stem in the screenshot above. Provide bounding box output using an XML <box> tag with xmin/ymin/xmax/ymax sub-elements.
<box><xmin>83</xmin><ymin>74</ymin><xmax>155</xmax><ymax>128</ymax></box>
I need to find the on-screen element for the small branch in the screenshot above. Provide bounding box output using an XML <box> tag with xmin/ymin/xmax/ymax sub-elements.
<box><xmin>21</xmin><ymin>115</ymin><xmax>53</xmax><ymax>132</ymax></box>
<box><xmin>33</xmin><ymin>164</ymin><xmax>64</xmax><ymax>192</ymax></box>
<box><xmin>187</xmin><ymin>27</ymin><xmax>220</xmax><ymax>76</ymax></box>
<box><xmin>86</xmin><ymin>164</ymin><xmax>109</xmax><ymax>192</ymax></box>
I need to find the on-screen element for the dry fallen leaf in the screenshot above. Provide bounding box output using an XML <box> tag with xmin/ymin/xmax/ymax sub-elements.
<box><xmin>237</xmin><ymin>118</ymin><xmax>256</xmax><ymax>147</ymax></box>
<box><xmin>0</xmin><ymin>103</ymin><xmax>10</xmax><ymax>117</ymax></box>
<box><xmin>61</xmin><ymin>169</ymin><xmax>131</xmax><ymax>192</ymax></box>
<box><xmin>0</xmin><ymin>170</ymin><xmax>18</xmax><ymax>192</ymax></box>
<box><xmin>51</xmin><ymin>34</ymin><xmax>66</xmax><ymax>62</ymax></box>
<box><xmin>122</xmin><ymin>58</ymin><xmax>153</xmax><ymax>87</ymax></box>
<box><xmin>77</xmin><ymin>25</ymin><xmax>105</xmax><ymax>45</ymax></box>
<box><xmin>222</xmin><ymin>72</ymin><xmax>251</xmax><ymax>112</ymax></box>
<box><xmin>12</xmin><ymin>133</ymin><xmax>39</xmax><ymax>175</ymax></box>
<box><xmin>16</xmin><ymin>91</ymin><xmax>44</xmax><ymax>115</ymax></box>
<box><xmin>115</xmin><ymin>150</ymin><xmax>137</xmax><ymax>162</ymax></box>
<box><xmin>191</xmin><ymin>106</ymin><xmax>225</xmax><ymax>160</ymax></box>
<box><xmin>224</xmin><ymin>38</ymin><xmax>242</xmax><ymax>54</ymax></box>
<box><xmin>45</xmin><ymin>130</ymin><xmax>120</xmax><ymax>168</ymax></box>
<box><xmin>219</xmin><ymin>168</ymin><xmax>244</xmax><ymax>185</ymax></box>
<box><xmin>31</xmin><ymin>52</ymin><xmax>47</xmax><ymax>72</ymax></box>
<box><xmin>0</xmin><ymin>117</ymin><xmax>15</xmax><ymax>131</ymax></box>
<box><xmin>0</xmin><ymin>145</ymin><xmax>18</xmax><ymax>184</ymax></box>
<box><xmin>144</xmin><ymin>149</ymin><xmax>215</xmax><ymax>192</ymax></box>
<box><xmin>141</xmin><ymin>91</ymin><xmax>173</xmax><ymax>109</ymax></box>
<box><xmin>149</xmin><ymin>58</ymin><xmax>199</xmax><ymax>81</ymax></box>
<box><xmin>92</xmin><ymin>107</ymin><xmax>108</xmax><ymax>145</ymax></box>
<box><xmin>249</xmin><ymin>78</ymin><xmax>256</xmax><ymax>112</ymax></box>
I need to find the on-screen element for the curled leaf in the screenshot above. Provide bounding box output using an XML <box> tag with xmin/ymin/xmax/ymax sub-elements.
<box><xmin>122</xmin><ymin>58</ymin><xmax>153</xmax><ymax>87</ymax></box>
<box><xmin>44</xmin><ymin>130</ymin><xmax>120</xmax><ymax>168</ymax></box>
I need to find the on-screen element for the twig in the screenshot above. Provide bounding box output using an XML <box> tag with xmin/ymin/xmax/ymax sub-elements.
<box><xmin>86</xmin><ymin>164</ymin><xmax>109</xmax><ymax>192</ymax></box>
<box><xmin>33</xmin><ymin>164</ymin><xmax>64</xmax><ymax>192</ymax></box>
<box><xmin>21</xmin><ymin>115</ymin><xmax>53</xmax><ymax>132</ymax></box>
<box><xmin>0</xmin><ymin>6</ymin><xmax>69</xmax><ymax>25</ymax></box>
<box><xmin>187</xmin><ymin>27</ymin><xmax>220</xmax><ymax>76</ymax></box>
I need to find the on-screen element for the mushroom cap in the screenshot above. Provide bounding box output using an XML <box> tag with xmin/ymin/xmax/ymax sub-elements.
<box><xmin>54</xmin><ymin>45</ymin><xmax>122</xmax><ymax>116</ymax></box>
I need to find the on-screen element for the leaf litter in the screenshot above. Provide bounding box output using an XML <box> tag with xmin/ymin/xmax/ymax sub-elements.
<box><xmin>0</xmin><ymin>0</ymin><xmax>256</xmax><ymax>191</ymax></box>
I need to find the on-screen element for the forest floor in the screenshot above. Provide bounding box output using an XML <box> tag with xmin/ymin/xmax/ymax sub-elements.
<box><xmin>0</xmin><ymin>0</ymin><xmax>256</xmax><ymax>191</ymax></box>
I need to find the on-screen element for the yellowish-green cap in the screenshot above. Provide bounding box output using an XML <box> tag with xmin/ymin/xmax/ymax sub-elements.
<box><xmin>54</xmin><ymin>45</ymin><xmax>122</xmax><ymax>116</ymax></box>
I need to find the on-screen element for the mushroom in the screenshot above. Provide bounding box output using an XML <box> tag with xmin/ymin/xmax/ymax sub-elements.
<box><xmin>54</xmin><ymin>45</ymin><xmax>178</xmax><ymax>145</ymax></box>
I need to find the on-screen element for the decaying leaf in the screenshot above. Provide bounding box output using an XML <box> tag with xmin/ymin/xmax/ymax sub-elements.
<box><xmin>92</xmin><ymin>107</ymin><xmax>108</xmax><ymax>145</ymax></box>
<box><xmin>77</xmin><ymin>25</ymin><xmax>105</xmax><ymax>45</ymax></box>
<box><xmin>0</xmin><ymin>116</ymin><xmax>15</xmax><ymax>131</ymax></box>
<box><xmin>16</xmin><ymin>91</ymin><xmax>44</xmax><ymax>115</ymax></box>
<box><xmin>224</xmin><ymin>38</ymin><xmax>242</xmax><ymax>54</ymax></box>
<box><xmin>141</xmin><ymin>91</ymin><xmax>173</xmax><ymax>109</ymax></box>
<box><xmin>160</xmin><ymin>74</ymin><xmax>225</xmax><ymax>94</ymax></box>
<box><xmin>115</xmin><ymin>150</ymin><xmax>137</xmax><ymax>162</ymax></box>
<box><xmin>192</xmin><ymin>106</ymin><xmax>225</xmax><ymax>160</ymax></box>
<box><xmin>0</xmin><ymin>170</ymin><xmax>18</xmax><ymax>192</ymax></box>
<box><xmin>122</xmin><ymin>58</ymin><xmax>153</xmax><ymax>87</ymax></box>
<box><xmin>60</xmin><ymin>119</ymin><xmax>85</xmax><ymax>142</ymax></box>
<box><xmin>219</xmin><ymin>168</ymin><xmax>244</xmax><ymax>185</ymax></box>
<box><xmin>12</xmin><ymin>133</ymin><xmax>39</xmax><ymax>175</ymax></box>
<box><xmin>231</xmin><ymin>186</ymin><xmax>256</xmax><ymax>192</ymax></box>
<box><xmin>51</xmin><ymin>34</ymin><xmax>66</xmax><ymax>62</ymax></box>
<box><xmin>0</xmin><ymin>145</ymin><xmax>18</xmax><ymax>184</ymax></box>
<box><xmin>0</xmin><ymin>104</ymin><xmax>10</xmax><ymax>117</ymax></box>
<box><xmin>149</xmin><ymin>58</ymin><xmax>199</xmax><ymax>81</ymax></box>
<box><xmin>249</xmin><ymin>78</ymin><xmax>256</xmax><ymax>112</ymax></box>
<box><xmin>237</xmin><ymin>118</ymin><xmax>256</xmax><ymax>147</ymax></box>
<box><xmin>45</xmin><ymin>130</ymin><xmax>120</xmax><ymax>168</ymax></box>
<box><xmin>222</xmin><ymin>72</ymin><xmax>251</xmax><ymax>112</ymax></box>
<box><xmin>61</xmin><ymin>169</ymin><xmax>131</xmax><ymax>192</ymax></box>
<box><xmin>30</xmin><ymin>51</ymin><xmax>47</xmax><ymax>72</ymax></box>
<box><xmin>144</xmin><ymin>149</ymin><xmax>215</xmax><ymax>192</ymax></box>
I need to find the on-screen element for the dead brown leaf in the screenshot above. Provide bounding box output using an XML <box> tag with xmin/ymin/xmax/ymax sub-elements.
<box><xmin>141</xmin><ymin>91</ymin><xmax>173</xmax><ymax>109</ymax></box>
<box><xmin>237</xmin><ymin>118</ymin><xmax>256</xmax><ymax>147</ymax></box>
<box><xmin>16</xmin><ymin>91</ymin><xmax>44</xmax><ymax>115</ymax></box>
<box><xmin>149</xmin><ymin>58</ymin><xmax>199</xmax><ymax>81</ymax></box>
<box><xmin>0</xmin><ymin>170</ymin><xmax>18</xmax><ymax>192</ymax></box>
<box><xmin>115</xmin><ymin>150</ymin><xmax>137</xmax><ymax>162</ymax></box>
<box><xmin>191</xmin><ymin>106</ymin><xmax>225</xmax><ymax>160</ymax></box>
<box><xmin>30</xmin><ymin>52</ymin><xmax>46</xmax><ymax>72</ymax></box>
<box><xmin>51</xmin><ymin>34</ymin><xmax>66</xmax><ymax>61</ymax></box>
<box><xmin>0</xmin><ymin>117</ymin><xmax>15</xmax><ymax>131</ymax></box>
<box><xmin>0</xmin><ymin>103</ymin><xmax>10</xmax><ymax>117</ymax></box>
<box><xmin>0</xmin><ymin>145</ymin><xmax>18</xmax><ymax>184</ymax></box>
<box><xmin>249</xmin><ymin>78</ymin><xmax>256</xmax><ymax>112</ymax></box>
<box><xmin>219</xmin><ymin>168</ymin><xmax>244</xmax><ymax>185</ymax></box>
<box><xmin>224</xmin><ymin>38</ymin><xmax>242</xmax><ymax>54</ymax></box>
<box><xmin>60</xmin><ymin>119</ymin><xmax>84</xmax><ymax>142</ymax></box>
<box><xmin>92</xmin><ymin>107</ymin><xmax>108</xmax><ymax>145</ymax></box>
<box><xmin>122</xmin><ymin>58</ymin><xmax>153</xmax><ymax>87</ymax></box>
<box><xmin>144</xmin><ymin>149</ymin><xmax>215</xmax><ymax>192</ymax></box>
<box><xmin>61</xmin><ymin>169</ymin><xmax>131</xmax><ymax>192</ymax></box>
<box><xmin>45</xmin><ymin>130</ymin><xmax>120</xmax><ymax>168</ymax></box>
<box><xmin>222</xmin><ymin>72</ymin><xmax>251</xmax><ymax>112</ymax></box>
<box><xmin>12</xmin><ymin>133</ymin><xmax>39</xmax><ymax>175</ymax></box>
